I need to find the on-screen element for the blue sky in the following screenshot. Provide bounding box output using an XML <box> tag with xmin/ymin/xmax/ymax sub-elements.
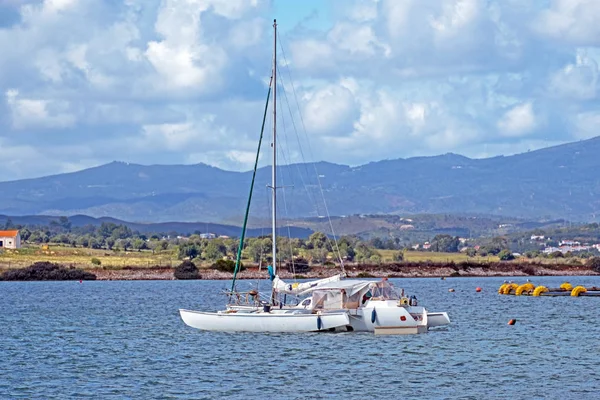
<box><xmin>1</xmin><ymin>0</ymin><xmax>599</xmax><ymax>181</ymax></box>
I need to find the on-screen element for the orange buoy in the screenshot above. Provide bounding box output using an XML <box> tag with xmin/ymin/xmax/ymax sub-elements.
<box><xmin>508</xmin><ymin>319</ymin><xmax>516</xmax><ymax>325</ymax></box>
<box><xmin>476</xmin><ymin>287</ymin><xmax>482</xmax><ymax>292</ymax></box>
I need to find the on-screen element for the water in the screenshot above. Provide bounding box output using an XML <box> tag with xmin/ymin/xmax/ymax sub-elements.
<box><xmin>1</xmin><ymin>276</ymin><xmax>599</xmax><ymax>399</ymax></box>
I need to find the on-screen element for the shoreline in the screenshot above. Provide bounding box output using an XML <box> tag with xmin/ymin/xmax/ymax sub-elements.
<box><xmin>90</xmin><ymin>263</ymin><xmax>600</xmax><ymax>281</ymax></box>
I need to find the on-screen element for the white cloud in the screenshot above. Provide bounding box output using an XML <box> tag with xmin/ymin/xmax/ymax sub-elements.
<box><xmin>302</xmin><ymin>82</ymin><xmax>359</xmax><ymax>136</ymax></box>
<box><xmin>549</xmin><ymin>49</ymin><xmax>598</xmax><ymax>100</ymax></box>
<box><xmin>533</xmin><ymin>0</ymin><xmax>600</xmax><ymax>45</ymax></box>
<box><xmin>0</xmin><ymin>0</ymin><xmax>600</xmax><ymax>181</ymax></box>
<box><xmin>5</xmin><ymin>89</ymin><xmax>75</xmax><ymax>129</ymax></box>
<box><xmin>497</xmin><ymin>102</ymin><xmax>537</xmax><ymax>137</ymax></box>
<box><xmin>573</xmin><ymin>111</ymin><xmax>600</xmax><ymax>139</ymax></box>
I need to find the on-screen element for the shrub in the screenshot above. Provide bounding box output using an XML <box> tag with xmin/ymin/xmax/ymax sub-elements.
<box><xmin>174</xmin><ymin>260</ymin><xmax>201</xmax><ymax>280</ymax></box>
<box><xmin>212</xmin><ymin>259</ymin><xmax>244</xmax><ymax>273</ymax></box>
<box><xmin>393</xmin><ymin>251</ymin><xmax>404</xmax><ymax>262</ymax></box>
<box><xmin>0</xmin><ymin>261</ymin><xmax>96</xmax><ymax>281</ymax></box>
<box><xmin>91</xmin><ymin>257</ymin><xmax>102</xmax><ymax>266</ymax></box>
<box><xmin>286</xmin><ymin>257</ymin><xmax>310</xmax><ymax>273</ymax></box>
<box><xmin>522</xmin><ymin>265</ymin><xmax>536</xmax><ymax>276</ymax></box>
<box><xmin>588</xmin><ymin>257</ymin><xmax>600</xmax><ymax>273</ymax></box>
<box><xmin>498</xmin><ymin>250</ymin><xmax>515</xmax><ymax>261</ymax></box>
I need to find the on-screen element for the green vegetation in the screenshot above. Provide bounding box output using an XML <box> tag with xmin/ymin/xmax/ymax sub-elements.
<box><xmin>173</xmin><ymin>260</ymin><xmax>200</xmax><ymax>280</ymax></box>
<box><xmin>0</xmin><ymin>261</ymin><xmax>96</xmax><ymax>281</ymax></box>
<box><xmin>2</xmin><ymin>217</ymin><xmax>600</xmax><ymax>273</ymax></box>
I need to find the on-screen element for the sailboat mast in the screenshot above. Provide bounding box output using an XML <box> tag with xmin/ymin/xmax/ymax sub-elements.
<box><xmin>271</xmin><ymin>19</ymin><xmax>277</xmax><ymax>279</ymax></box>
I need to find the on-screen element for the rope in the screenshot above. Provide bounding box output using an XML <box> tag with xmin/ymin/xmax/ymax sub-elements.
<box><xmin>277</xmin><ymin>33</ymin><xmax>346</xmax><ymax>275</ymax></box>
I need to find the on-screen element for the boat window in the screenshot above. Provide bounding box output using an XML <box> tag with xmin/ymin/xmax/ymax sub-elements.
<box><xmin>371</xmin><ymin>281</ymin><xmax>400</xmax><ymax>300</ymax></box>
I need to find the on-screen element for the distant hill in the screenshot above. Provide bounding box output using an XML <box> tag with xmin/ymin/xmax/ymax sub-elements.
<box><xmin>0</xmin><ymin>214</ymin><xmax>314</xmax><ymax>238</ymax></box>
<box><xmin>1</xmin><ymin>137</ymin><xmax>600</xmax><ymax>222</ymax></box>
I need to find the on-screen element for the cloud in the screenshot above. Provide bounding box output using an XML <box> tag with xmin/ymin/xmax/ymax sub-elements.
<box><xmin>5</xmin><ymin>89</ymin><xmax>76</xmax><ymax>129</ymax></box>
<box><xmin>497</xmin><ymin>102</ymin><xmax>538</xmax><ymax>137</ymax></box>
<box><xmin>0</xmin><ymin>0</ymin><xmax>600</xmax><ymax>181</ymax></box>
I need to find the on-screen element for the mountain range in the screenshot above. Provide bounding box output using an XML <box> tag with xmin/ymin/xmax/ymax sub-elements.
<box><xmin>1</xmin><ymin>136</ymin><xmax>599</xmax><ymax>223</ymax></box>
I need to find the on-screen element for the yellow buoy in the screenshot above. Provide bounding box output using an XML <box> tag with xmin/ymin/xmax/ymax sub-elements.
<box><xmin>533</xmin><ymin>286</ymin><xmax>548</xmax><ymax>296</ymax></box>
<box><xmin>560</xmin><ymin>282</ymin><xmax>573</xmax><ymax>291</ymax></box>
<box><xmin>515</xmin><ymin>283</ymin><xmax>535</xmax><ymax>296</ymax></box>
<box><xmin>498</xmin><ymin>284</ymin><xmax>508</xmax><ymax>294</ymax></box>
<box><xmin>571</xmin><ymin>286</ymin><xmax>587</xmax><ymax>297</ymax></box>
<box><xmin>502</xmin><ymin>283</ymin><xmax>519</xmax><ymax>295</ymax></box>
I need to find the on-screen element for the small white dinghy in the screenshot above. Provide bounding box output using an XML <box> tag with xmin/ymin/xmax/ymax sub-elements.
<box><xmin>179</xmin><ymin>20</ymin><xmax>450</xmax><ymax>335</ymax></box>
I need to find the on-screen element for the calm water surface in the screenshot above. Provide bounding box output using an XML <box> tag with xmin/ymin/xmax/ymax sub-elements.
<box><xmin>1</xmin><ymin>276</ymin><xmax>600</xmax><ymax>399</ymax></box>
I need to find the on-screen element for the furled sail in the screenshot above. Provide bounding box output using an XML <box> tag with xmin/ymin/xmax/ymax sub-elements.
<box><xmin>272</xmin><ymin>274</ymin><xmax>344</xmax><ymax>295</ymax></box>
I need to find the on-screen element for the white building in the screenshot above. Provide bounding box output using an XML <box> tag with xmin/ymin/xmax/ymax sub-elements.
<box><xmin>0</xmin><ymin>230</ymin><xmax>21</xmax><ymax>249</ymax></box>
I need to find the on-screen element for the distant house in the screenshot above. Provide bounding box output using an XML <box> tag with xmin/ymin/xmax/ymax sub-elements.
<box><xmin>0</xmin><ymin>230</ymin><xmax>21</xmax><ymax>249</ymax></box>
<box><xmin>199</xmin><ymin>233</ymin><xmax>216</xmax><ymax>239</ymax></box>
<box><xmin>530</xmin><ymin>235</ymin><xmax>545</xmax><ymax>241</ymax></box>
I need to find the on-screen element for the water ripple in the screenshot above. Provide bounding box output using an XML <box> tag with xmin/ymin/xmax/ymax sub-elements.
<box><xmin>2</xmin><ymin>276</ymin><xmax>600</xmax><ymax>398</ymax></box>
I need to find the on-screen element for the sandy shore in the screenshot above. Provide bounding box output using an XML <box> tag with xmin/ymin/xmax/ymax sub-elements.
<box><xmin>90</xmin><ymin>263</ymin><xmax>599</xmax><ymax>280</ymax></box>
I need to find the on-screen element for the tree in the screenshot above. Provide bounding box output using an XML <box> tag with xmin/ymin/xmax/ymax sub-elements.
<box><xmin>466</xmin><ymin>248</ymin><xmax>477</xmax><ymax>257</ymax></box>
<box><xmin>338</xmin><ymin>242</ymin><xmax>355</xmax><ymax>261</ymax></box>
<box><xmin>498</xmin><ymin>249</ymin><xmax>515</xmax><ymax>261</ymax></box>
<box><xmin>204</xmin><ymin>240</ymin><xmax>226</xmax><ymax>261</ymax></box>
<box><xmin>308</xmin><ymin>247</ymin><xmax>328</xmax><ymax>265</ymax></box>
<box><xmin>430</xmin><ymin>235</ymin><xmax>460</xmax><ymax>253</ymax></box>
<box><xmin>370</xmin><ymin>237</ymin><xmax>384</xmax><ymax>249</ymax></box>
<box><xmin>132</xmin><ymin>238</ymin><xmax>147</xmax><ymax>251</ymax></box>
<box><xmin>247</xmin><ymin>238</ymin><xmax>271</xmax><ymax>263</ymax></box>
<box><xmin>58</xmin><ymin>216</ymin><xmax>72</xmax><ymax>231</ymax></box>
<box><xmin>308</xmin><ymin>232</ymin><xmax>330</xmax><ymax>251</ymax></box>
<box><xmin>178</xmin><ymin>243</ymin><xmax>201</xmax><ymax>260</ymax></box>
<box><xmin>77</xmin><ymin>236</ymin><xmax>90</xmax><ymax>248</ymax></box>
<box><xmin>106</xmin><ymin>237</ymin><xmax>116</xmax><ymax>250</ymax></box>
<box><xmin>117</xmin><ymin>238</ymin><xmax>132</xmax><ymax>252</ymax></box>
<box><xmin>355</xmin><ymin>243</ymin><xmax>375</xmax><ymax>262</ymax></box>
<box><xmin>392</xmin><ymin>251</ymin><xmax>404</xmax><ymax>262</ymax></box>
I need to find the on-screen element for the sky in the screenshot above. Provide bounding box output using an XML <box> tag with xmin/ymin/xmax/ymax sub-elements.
<box><xmin>1</xmin><ymin>0</ymin><xmax>599</xmax><ymax>181</ymax></box>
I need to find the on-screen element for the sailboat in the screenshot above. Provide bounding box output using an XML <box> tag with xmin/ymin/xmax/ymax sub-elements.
<box><xmin>179</xmin><ymin>20</ymin><xmax>450</xmax><ymax>335</ymax></box>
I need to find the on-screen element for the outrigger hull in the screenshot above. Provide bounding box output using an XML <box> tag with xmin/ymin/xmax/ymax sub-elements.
<box><xmin>179</xmin><ymin>309</ymin><xmax>350</xmax><ymax>333</ymax></box>
<box><xmin>426</xmin><ymin>312</ymin><xmax>451</xmax><ymax>328</ymax></box>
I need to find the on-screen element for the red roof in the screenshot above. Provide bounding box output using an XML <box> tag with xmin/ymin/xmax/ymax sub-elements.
<box><xmin>0</xmin><ymin>230</ymin><xmax>19</xmax><ymax>237</ymax></box>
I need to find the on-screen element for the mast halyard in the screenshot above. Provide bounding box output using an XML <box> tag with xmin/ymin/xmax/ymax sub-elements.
<box><xmin>271</xmin><ymin>19</ymin><xmax>278</xmax><ymax>288</ymax></box>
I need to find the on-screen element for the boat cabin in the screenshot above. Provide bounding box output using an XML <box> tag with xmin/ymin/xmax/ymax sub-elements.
<box><xmin>299</xmin><ymin>279</ymin><xmax>402</xmax><ymax>311</ymax></box>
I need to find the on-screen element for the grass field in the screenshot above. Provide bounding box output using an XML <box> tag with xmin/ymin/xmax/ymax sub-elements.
<box><xmin>0</xmin><ymin>245</ymin><xmax>180</xmax><ymax>270</ymax></box>
<box><xmin>0</xmin><ymin>244</ymin><xmax>575</xmax><ymax>271</ymax></box>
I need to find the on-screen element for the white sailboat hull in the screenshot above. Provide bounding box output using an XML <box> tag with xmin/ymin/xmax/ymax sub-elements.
<box><xmin>179</xmin><ymin>309</ymin><xmax>350</xmax><ymax>333</ymax></box>
<box><xmin>225</xmin><ymin>306</ymin><xmax>450</xmax><ymax>332</ymax></box>
<box><xmin>180</xmin><ymin>300</ymin><xmax>447</xmax><ymax>334</ymax></box>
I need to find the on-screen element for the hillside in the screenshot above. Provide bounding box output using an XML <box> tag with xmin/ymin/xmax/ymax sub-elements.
<box><xmin>0</xmin><ymin>214</ymin><xmax>313</xmax><ymax>238</ymax></box>
<box><xmin>1</xmin><ymin>137</ymin><xmax>599</xmax><ymax>222</ymax></box>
